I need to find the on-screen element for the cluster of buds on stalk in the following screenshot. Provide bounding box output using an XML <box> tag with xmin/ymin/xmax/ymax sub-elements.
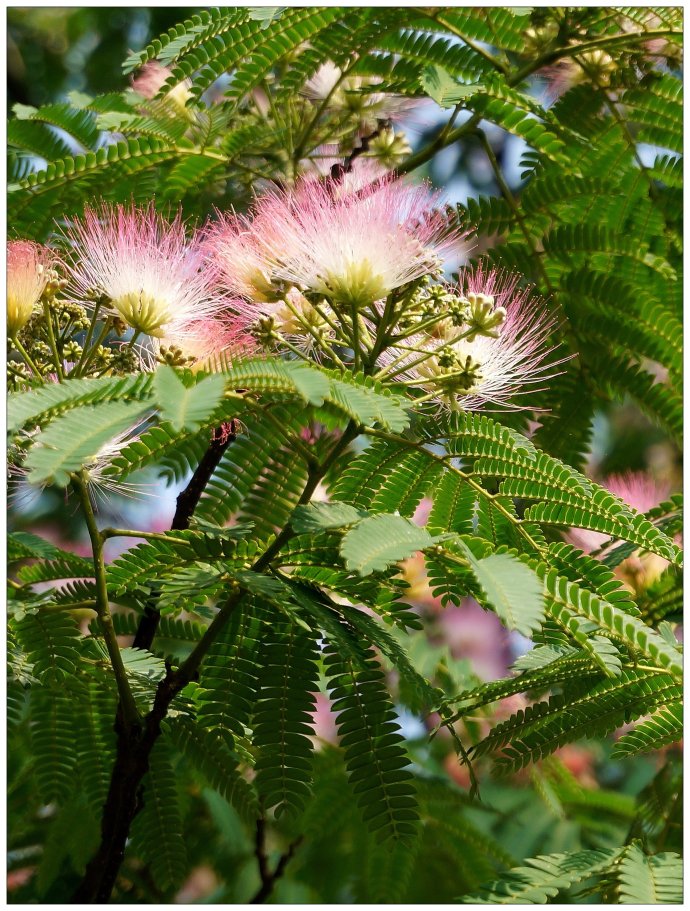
<box><xmin>302</xmin><ymin>60</ymin><xmax>418</xmax><ymax>168</ymax></box>
<box><xmin>376</xmin><ymin>267</ymin><xmax>563</xmax><ymax>411</ymax></box>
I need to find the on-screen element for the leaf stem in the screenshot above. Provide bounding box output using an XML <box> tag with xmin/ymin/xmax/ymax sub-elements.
<box><xmin>100</xmin><ymin>527</ymin><xmax>193</xmax><ymax>545</ymax></box>
<box><xmin>77</xmin><ymin>316</ymin><xmax>113</xmax><ymax>377</ymax></box>
<box><xmin>477</xmin><ymin>128</ymin><xmax>556</xmax><ymax>296</ymax></box>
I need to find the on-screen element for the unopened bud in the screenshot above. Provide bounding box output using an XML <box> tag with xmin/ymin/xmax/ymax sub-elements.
<box><xmin>464</xmin><ymin>293</ymin><xmax>507</xmax><ymax>341</ymax></box>
<box><xmin>367</xmin><ymin>127</ymin><xmax>412</xmax><ymax>168</ymax></box>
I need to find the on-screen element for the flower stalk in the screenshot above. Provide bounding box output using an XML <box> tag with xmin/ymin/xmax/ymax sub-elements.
<box><xmin>73</xmin><ymin>471</ymin><xmax>141</xmax><ymax>731</ymax></box>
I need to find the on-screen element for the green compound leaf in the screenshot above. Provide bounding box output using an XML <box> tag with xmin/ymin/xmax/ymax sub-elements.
<box><xmin>292</xmin><ymin>501</ymin><xmax>369</xmax><ymax>533</ymax></box>
<box><xmin>611</xmin><ymin>703</ymin><xmax>683</xmax><ymax>759</ymax></box>
<box><xmin>24</xmin><ymin>399</ymin><xmax>151</xmax><ymax>488</ymax></box>
<box><xmin>153</xmin><ymin>365</ymin><xmax>226</xmax><ymax>432</ymax></box>
<box><xmin>420</xmin><ymin>65</ymin><xmax>482</xmax><ymax>108</ymax></box>
<box><xmin>340</xmin><ymin>513</ymin><xmax>440</xmax><ymax>576</ymax></box>
<box><xmin>456</xmin><ymin>539</ymin><xmax>545</xmax><ymax>637</ymax></box>
<box><xmin>8</xmin><ymin>373</ymin><xmax>152</xmax><ymax>435</ymax></box>
<box><xmin>460</xmin><ymin>848</ymin><xmax>617</xmax><ymax>904</ymax></box>
<box><xmin>615</xmin><ymin>842</ymin><xmax>683</xmax><ymax>904</ymax></box>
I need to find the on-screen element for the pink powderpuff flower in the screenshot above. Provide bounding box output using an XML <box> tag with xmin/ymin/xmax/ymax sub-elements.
<box><xmin>381</xmin><ymin>265</ymin><xmax>566</xmax><ymax>411</ymax></box>
<box><xmin>64</xmin><ymin>203</ymin><xmax>230</xmax><ymax>340</ymax></box>
<box><xmin>7</xmin><ymin>240</ymin><xmax>55</xmax><ymax>336</ymax></box>
<box><xmin>205</xmin><ymin>210</ymin><xmax>280</xmax><ymax>305</ymax></box>
<box><xmin>249</xmin><ymin>167</ymin><xmax>460</xmax><ymax>310</ymax></box>
<box><xmin>131</xmin><ymin>60</ymin><xmax>192</xmax><ymax>111</ymax></box>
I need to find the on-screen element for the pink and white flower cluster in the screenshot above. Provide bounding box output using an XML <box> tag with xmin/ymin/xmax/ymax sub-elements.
<box><xmin>378</xmin><ymin>266</ymin><xmax>565</xmax><ymax>411</ymax></box>
<box><xmin>9</xmin><ymin>166</ymin><xmax>563</xmax><ymax>413</ymax></box>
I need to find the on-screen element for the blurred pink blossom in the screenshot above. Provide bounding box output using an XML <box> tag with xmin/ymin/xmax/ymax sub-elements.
<box><xmin>7</xmin><ymin>240</ymin><xmax>55</xmax><ymax>335</ymax></box>
<box><xmin>131</xmin><ymin>60</ymin><xmax>192</xmax><ymax>109</ymax></box>
<box><xmin>568</xmin><ymin>471</ymin><xmax>672</xmax><ymax>555</ymax></box>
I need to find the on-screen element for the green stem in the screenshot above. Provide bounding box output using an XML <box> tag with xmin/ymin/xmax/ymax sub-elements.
<box><xmin>396</xmin><ymin>113</ymin><xmax>483</xmax><ymax>176</ymax></box>
<box><xmin>100</xmin><ymin>527</ymin><xmax>192</xmax><ymax>546</ymax></box>
<box><xmin>272</xmin><ymin>334</ymin><xmax>314</xmax><ymax>363</ymax></box>
<box><xmin>77</xmin><ymin>317</ymin><xmax>112</xmax><ymax>377</ymax></box>
<box><xmin>42</xmin><ymin>300</ymin><xmax>64</xmax><ymax>380</ymax></box>
<box><xmin>309</xmin><ymin>299</ymin><xmax>342</xmax><ymax>337</ymax></box>
<box><xmin>11</xmin><ymin>335</ymin><xmax>43</xmax><ymax>380</ymax></box>
<box><xmin>576</xmin><ymin>57</ymin><xmax>658</xmax><ymax>200</ymax></box>
<box><xmin>477</xmin><ymin>129</ymin><xmax>555</xmax><ymax>296</ymax></box>
<box><xmin>43</xmin><ymin>600</ymin><xmax>98</xmax><ymax>612</ymax></box>
<box><xmin>279</xmin><ymin>295</ymin><xmax>349</xmax><ymax>364</ymax></box>
<box><xmin>74</xmin><ymin>300</ymin><xmax>102</xmax><ymax>374</ymax></box>
<box><xmin>173</xmin><ymin>589</ymin><xmax>244</xmax><ymax>684</ymax></box>
<box><xmin>292</xmin><ymin>63</ymin><xmax>352</xmax><ymax>164</ymax></box>
<box><xmin>252</xmin><ymin>421</ymin><xmax>360</xmax><ymax>573</ymax></box>
<box><xmin>365</xmin><ymin>292</ymin><xmax>396</xmax><ymax>368</ymax></box>
<box><xmin>74</xmin><ymin>473</ymin><xmax>141</xmax><ymax>731</ymax></box>
<box><xmin>376</xmin><ymin>326</ymin><xmax>475</xmax><ymax>380</ymax></box>
<box><xmin>391</xmin><ymin>311</ymin><xmax>460</xmax><ymax>342</ymax></box>
<box><xmin>350</xmin><ymin>302</ymin><xmax>362</xmax><ymax>371</ymax></box>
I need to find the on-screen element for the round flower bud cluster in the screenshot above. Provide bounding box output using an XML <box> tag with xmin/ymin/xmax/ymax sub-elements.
<box><xmin>302</xmin><ymin>61</ymin><xmax>417</xmax><ymax>132</ymax></box>
<box><xmin>364</xmin><ymin>127</ymin><xmax>412</xmax><ymax>169</ymax></box>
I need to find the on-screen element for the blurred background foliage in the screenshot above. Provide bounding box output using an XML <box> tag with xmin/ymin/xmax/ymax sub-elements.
<box><xmin>7</xmin><ymin>8</ymin><xmax>195</xmax><ymax>107</ymax></box>
<box><xmin>7</xmin><ymin>6</ymin><xmax>682</xmax><ymax>904</ymax></box>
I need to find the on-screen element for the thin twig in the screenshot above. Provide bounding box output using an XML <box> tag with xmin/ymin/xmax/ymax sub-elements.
<box><xmin>250</xmin><ymin>816</ymin><xmax>303</xmax><ymax>904</ymax></box>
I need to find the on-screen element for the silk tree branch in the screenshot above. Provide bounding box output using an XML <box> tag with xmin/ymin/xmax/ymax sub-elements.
<box><xmin>71</xmin><ymin>418</ymin><xmax>359</xmax><ymax>903</ymax></box>
<box><xmin>250</xmin><ymin>816</ymin><xmax>303</xmax><ymax>904</ymax></box>
<box><xmin>132</xmin><ymin>421</ymin><xmax>236</xmax><ymax>651</ymax></box>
